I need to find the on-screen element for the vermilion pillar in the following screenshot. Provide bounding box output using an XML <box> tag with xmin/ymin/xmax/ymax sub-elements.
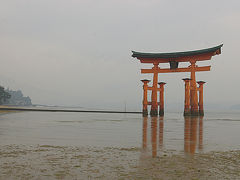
<box><xmin>190</xmin><ymin>61</ymin><xmax>199</xmax><ymax>116</ymax></box>
<box><xmin>183</xmin><ymin>78</ymin><xmax>191</xmax><ymax>116</ymax></box>
<box><xmin>158</xmin><ymin>82</ymin><xmax>166</xmax><ymax>116</ymax></box>
<box><xmin>197</xmin><ymin>81</ymin><xmax>206</xmax><ymax>116</ymax></box>
<box><xmin>141</xmin><ymin>79</ymin><xmax>150</xmax><ymax>117</ymax></box>
<box><xmin>150</xmin><ymin>62</ymin><xmax>159</xmax><ymax>117</ymax></box>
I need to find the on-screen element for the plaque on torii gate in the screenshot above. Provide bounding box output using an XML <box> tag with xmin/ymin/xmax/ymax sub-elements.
<box><xmin>132</xmin><ymin>44</ymin><xmax>223</xmax><ymax>117</ymax></box>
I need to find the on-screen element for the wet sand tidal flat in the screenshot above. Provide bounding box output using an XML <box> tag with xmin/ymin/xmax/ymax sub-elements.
<box><xmin>0</xmin><ymin>145</ymin><xmax>239</xmax><ymax>180</ymax></box>
<box><xmin>0</xmin><ymin>111</ymin><xmax>240</xmax><ymax>179</ymax></box>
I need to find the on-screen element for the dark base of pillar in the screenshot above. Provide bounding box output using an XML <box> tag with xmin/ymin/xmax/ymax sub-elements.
<box><xmin>150</xmin><ymin>109</ymin><xmax>158</xmax><ymax>117</ymax></box>
<box><xmin>142</xmin><ymin>109</ymin><xmax>148</xmax><ymax>117</ymax></box>
<box><xmin>190</xmin><ymin>111</ymin><xmax>199</xmax><ymax>116</ymax></box>
<box><xmin>183</xmin><ymin>110</ymin><xmax>191</xmax><ymax>116</ymax></box>
<box><xmin>199</xmin><ymin>110</ymin><xmax>204</xmax><ymax>116</ymax></box>
<box><xmin>159</xmin><ymin>109</ymin><xmax>164</xmax><ymax>116</ymax></box>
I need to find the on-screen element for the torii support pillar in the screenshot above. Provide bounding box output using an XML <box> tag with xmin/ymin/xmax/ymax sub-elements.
<box><xmin>158</xmin><ymin>82</ymin><xmax>166</xmax><ymax>116</ymax></box>
<box><xmin>141</xmin><ymin>79</ymin><xmax>150</xmax><ymax>117</ymax></box>
<box><xmin>150</xmin><ymin>62</ymin><xmax>159</xmax><ymax>117</ymax></box>
<box><xmin>190</xmin><ymin>61</ymin><xmax>199</xmax><ymax>116</ymax></box>
<box><xmin>183</xmin><ymin>78</ymin><xmax>191</xmax><ymax>116</ymax></box>
<box><xmin>197</xmin><ymin>81</ymin><xmax>206</xmax><ymax>116</ymax></box>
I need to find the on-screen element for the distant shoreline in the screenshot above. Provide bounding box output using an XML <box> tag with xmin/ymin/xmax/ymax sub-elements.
<box><xmin>0</xmin><ymin>106</ymin><xmax>141</xmax><ymax>114</ymax></box>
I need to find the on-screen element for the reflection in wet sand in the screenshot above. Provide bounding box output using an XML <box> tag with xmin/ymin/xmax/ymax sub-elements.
<box><xmin>142</xmin><ymin>116</ymin><xmax>204</xmax><ymax>157</ymax></box>
<box><xmin>190</xmin><ymin>116</ymin><xmax>198</xmax><ymax>154</ymax></box>
<box><xmin>151</xmin><ymin>117</ymin><xmax>157</xmax><ymax>157</ymax></box>
<box><xmin>199</xmin><ymin>116</ymin><xmax>203</xmax><ymax>151</ymax></box>
<box><xmin>142</xmin><ymin>116</ymin><xmax>164</xmax><ymax>157</ymax></box>
<box><xmin>184</xmin><ymin>116</ymin><xmax>191</xmax><ymax>153</ymax></box>
<box><xmin>184</xmin><ymin>116</ymin><xmax>203</xmax><ymax>155</ymax></box>
<box><xmin>142</xmin><ymin>117</ymin><xmax>147</xmax><ymax>150</ymax></box>
<box><xmin>159</xmin><ymin>116</ymin><xmax>164</xmax><ymax>149</ymax></box>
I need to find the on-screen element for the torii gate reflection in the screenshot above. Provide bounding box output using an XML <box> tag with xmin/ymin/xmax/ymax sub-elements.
<box><xmin>142</xmin><ymin>116</ymin><xmax>203</xmax><ymax>158</ymax></box>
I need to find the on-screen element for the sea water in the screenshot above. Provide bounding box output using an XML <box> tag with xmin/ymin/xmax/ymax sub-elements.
<box><xmin>0</xmin><ymin>111</ymin><xmax>239</xmax><ymax>153</ymax></box>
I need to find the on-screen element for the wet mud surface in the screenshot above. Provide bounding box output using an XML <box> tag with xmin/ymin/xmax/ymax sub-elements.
<box><xmin>0</xmin><ymin>145</ymin><xmax>239</xmax><ymax>180</ymax></box>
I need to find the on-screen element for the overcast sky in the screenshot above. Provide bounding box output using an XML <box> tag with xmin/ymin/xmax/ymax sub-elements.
<box><xmin>0</xmin><ymin>0</ymin><xmax>240</xmax><ymax>111</ymax></box>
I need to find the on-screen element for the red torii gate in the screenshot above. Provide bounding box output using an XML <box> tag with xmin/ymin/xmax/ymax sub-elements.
<box><xmin>132</xmin><ymin>44</ymin><xmax>223</xmax><ymax>117</ymax></box>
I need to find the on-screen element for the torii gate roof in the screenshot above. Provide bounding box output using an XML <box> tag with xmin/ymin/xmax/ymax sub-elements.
<box><xmin>132</xmin><ymin>44</ymin><xmax>223</xmax><ymax>63</ymax></box>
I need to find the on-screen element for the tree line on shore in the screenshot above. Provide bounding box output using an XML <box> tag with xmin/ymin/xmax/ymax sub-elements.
<box><xmin>0</xmin><ymin>85</ymin><xmax>32</xmax><ymax>106</ymax></box>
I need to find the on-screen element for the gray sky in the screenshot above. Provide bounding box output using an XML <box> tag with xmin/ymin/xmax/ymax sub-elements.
<box><xmin>0</xmin><ymin>0</ymin><xmax>240</xmax><ymax>111</ymax></box>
